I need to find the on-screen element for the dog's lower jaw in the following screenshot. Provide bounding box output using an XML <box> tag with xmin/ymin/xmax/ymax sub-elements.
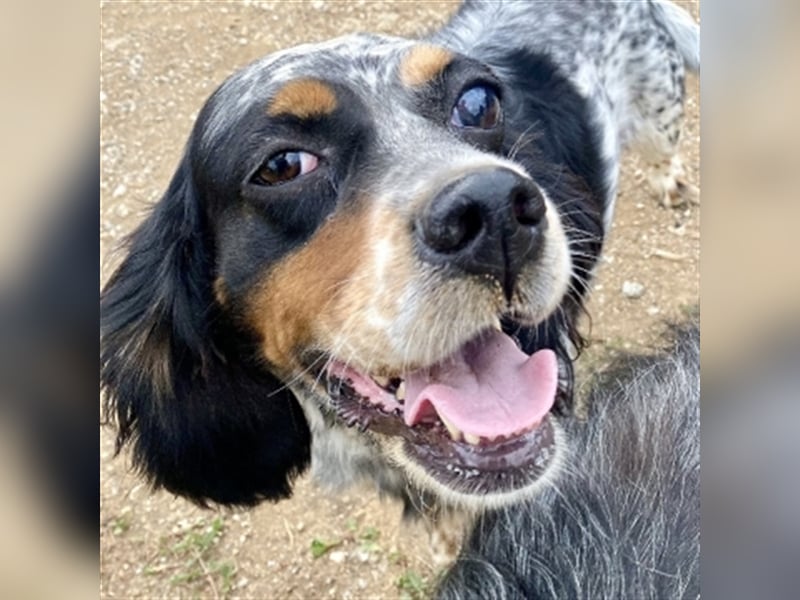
<box><xmin>380</xmin><ymin>422</ymin><xmax>566</xmax><ymax>512</ymax></box>
<box><xmin>290</xmin><ymin>381</ymin><xmax>566</xmax><ymax>511</ymax></box>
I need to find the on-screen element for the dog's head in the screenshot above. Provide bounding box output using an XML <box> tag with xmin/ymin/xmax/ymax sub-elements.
<box><xmin>102</xmin><ymin>35</ymin><xmax>604</xmax><ymax>508</ymax></box>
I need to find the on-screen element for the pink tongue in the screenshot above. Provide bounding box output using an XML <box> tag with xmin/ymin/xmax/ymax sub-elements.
<box><xmin>403</xmin><ymin>330</ymin><xmax>557</xmax><ymax>439</ymax></box>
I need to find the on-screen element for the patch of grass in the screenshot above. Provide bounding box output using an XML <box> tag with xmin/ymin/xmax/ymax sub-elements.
<box><xmin>397</xmin><ymin>569</ymin><xmax>430</xmax><ymax>600</ymax></box>
<box><xmin>360</xmin><ymin>526</ymin><xmax>380</xmax><ymax>541</ymax></box>
<box><xmin>357</xmin><ymin>525</ymin><xmax>381</xmax><ymax>553</ymax></box>
<box><xmin>111</xmin><ymin>515</ymin><xmax>131</xmax><ymax>536</ymax></box>
<box><xmin>172</xmin><ymin>517</ymin><xmax>224</xmax><ymax>556</ymax></box>
<box><xmin>345</xmin><ymin>517</ymin><xmax>359</xmax><ymax>533</ymax></box>
<box><xmin>311</xmin><ymin>523</ymin><xmax>383</xmax><ymax>558</ymax></box>
<box><xmin>145</xmin><ymin>516</ymin><xmax>235</xmax><ymax>599</ymax></box>
<box><xmin>211</xmin><ymin>560</ymin><xmax>236</xmax><ymax>594</ymax></box>
<box><xmin>310</xmin><ymin>537</ymin><xmax>342</xmax><ymax>559</ymax></box>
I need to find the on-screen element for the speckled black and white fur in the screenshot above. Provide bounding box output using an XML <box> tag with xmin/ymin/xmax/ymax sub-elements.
<box><xmin>101</xmin><ymin>0</ymin><xmax>699</xmax><ymax>563</ymax></box>
<box><xmin>437</xmin><ymin>321</ymin><xmax>700</xmax><ymax>598</ymax></box>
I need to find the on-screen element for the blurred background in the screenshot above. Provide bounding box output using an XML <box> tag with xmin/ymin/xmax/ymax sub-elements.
<box><xmin>0</xmin><ymin>0</ymin><xmax>798</xmax><ymax>598</ymax></box>
<box><xmin>0</xmin><ymin>1</ymin><xmax>97</xmax><ymax>598</ymax></box>
<box><xmin>700</xmin><ymin>2</ymin><xmax>800</xmax><ymax>597</ymax></box>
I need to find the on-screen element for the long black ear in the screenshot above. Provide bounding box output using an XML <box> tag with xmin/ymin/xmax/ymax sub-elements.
<box><xmin>101</xmin><ymin>155</ymin><xmax>310</xmax><ymax>506</ymax></box>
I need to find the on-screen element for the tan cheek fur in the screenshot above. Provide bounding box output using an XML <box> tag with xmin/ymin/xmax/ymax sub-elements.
<box><xmin>319</xmin><ymin>207</ymin><xmax>419</xmax><ymax>370</ymax></box>
<box><xmin>247</xmin><ymin>211</ymin><xmax>369</xmax><ymax>373</ymax></box>
<box><xmin>322</xmin><ymin>206</ymin><xmax>505</xmax><ymax>373</ymax></box>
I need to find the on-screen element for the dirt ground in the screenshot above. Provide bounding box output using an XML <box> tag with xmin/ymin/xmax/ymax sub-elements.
<box><xmin>100</xmin><ymin>2</ymin><xmax>699</xmax><ymax>598</ymax></box>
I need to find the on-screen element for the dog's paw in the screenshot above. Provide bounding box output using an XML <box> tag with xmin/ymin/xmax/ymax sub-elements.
<box><xmin>662</xmin><ymin>177</ymin><xmax>700</xmax><ymax>208</ymax></box>
<box><xmin>647</xmin><ymin>156</ymin><xmax>699</xmax><ymax>209</ymax></box>
<box><xmin>426</xmin><ymin>510</ymin><xmax>474</xmax><ymax>567</ymax></box>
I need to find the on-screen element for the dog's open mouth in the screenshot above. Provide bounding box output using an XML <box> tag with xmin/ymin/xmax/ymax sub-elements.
<box><xmin>322</xmin><ymin>328</ymin><xmax>560</xmax><ymax>495</ymax></box>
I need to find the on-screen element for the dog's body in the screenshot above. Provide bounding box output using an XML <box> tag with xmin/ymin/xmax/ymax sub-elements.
<box><xmin>437</xmin><ymin>322</ymin><xmax>700</xmax><ymax>599</ymax></box>
<box><xmin>101</xmin><ymin>0</ymin><xmax>698</xmax><ymax>534</ymax></box>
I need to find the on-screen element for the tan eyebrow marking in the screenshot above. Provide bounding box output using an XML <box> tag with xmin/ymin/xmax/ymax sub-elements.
<box><xmin>399</xmin><ymin>44</ymin><xmax>454</xmax><ymax>88</ymax></box>
<box><xmin>267</xmin><ymin>78</ymin><xmax>338</xmax><ymax>119</ymax></box>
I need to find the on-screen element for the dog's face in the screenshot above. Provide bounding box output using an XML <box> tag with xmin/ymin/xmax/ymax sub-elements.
<box><xmin>209</xmin><ymin>36</ymin><xmax>571</xmax><ymax>503</ymax></box>
<box><xmin>102</xmin><ymin>34</ymin><xmax>603</xmax><ymax>508</ymax></box>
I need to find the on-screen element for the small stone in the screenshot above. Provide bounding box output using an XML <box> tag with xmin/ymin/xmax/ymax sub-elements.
<box><xmin>328</xmin><ymin>550</ymin><xmax>347</xmax><ymax>563</ymax></box>
<box><xmin>622</xmin><ymin>281</ymin><xmax>645</xmax><ymax>299</ymax></box>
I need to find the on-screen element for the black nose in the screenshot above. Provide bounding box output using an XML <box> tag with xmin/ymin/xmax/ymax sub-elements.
<box><xmin>415</xmin><ymin>168</ymin><xmax>547</xmax><ymax>299</ymax></box>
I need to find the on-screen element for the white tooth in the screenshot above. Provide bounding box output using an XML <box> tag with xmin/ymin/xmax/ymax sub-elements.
<box><xmin>372</xmin><ymin>375</ymin><xmax>390</xmax><ymax>388</ymax></box>
<box><xmin>463</xmin><ymin>433</ymin><xmax>481</xmax><ymax>446</ymax></box>
<box><xmin>492</xmin><ymin>321</ymin><xmax>503</xmax><ymax>332</ymax></box>
<box><xmin>395</xmin><ymin>381</ymin><xmax>406</xmax><ymax>400</ymax></box>
<box><xmin>439</xmin><ymin>415</ymin><xmax>462</xmax><ymax>441</ymax></box>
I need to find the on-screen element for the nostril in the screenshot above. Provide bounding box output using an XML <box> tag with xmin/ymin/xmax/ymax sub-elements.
<box><xmin>425</xmin><ymin>202</ymin><xmax>484</xmax><ymax>253</ymax></box>
<box><xmin>456</xmin><ymin>203</ymin><xmax>483</xmax><ymax>250</ymax></box>
<box><xmin>511</xmin><ymin>184</ymin><xmax>546</xmax><ymax>227</ymax></box>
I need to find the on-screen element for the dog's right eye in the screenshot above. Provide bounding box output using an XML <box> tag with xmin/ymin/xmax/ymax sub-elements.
<box><xmin>250</xmin><ymin>151</ymin><xmax>319</xmax><ymax>186</ymax></box>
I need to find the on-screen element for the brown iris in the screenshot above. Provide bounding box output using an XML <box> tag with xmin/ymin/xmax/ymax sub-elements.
<box><xmin>252</xmin><ymin>151</ymin><xmax>319</xmax><ymax>186</ymax></box>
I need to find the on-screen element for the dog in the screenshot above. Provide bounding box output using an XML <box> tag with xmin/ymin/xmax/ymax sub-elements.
<box><xmin>436</xmin><ymin>321</ymin><xmax>700</xmax><ymax>599</ymax></box>
<box><xmin>101</xmin><ymin>0</ymin><xmax>699</xmax><ymax>541</ymax></box>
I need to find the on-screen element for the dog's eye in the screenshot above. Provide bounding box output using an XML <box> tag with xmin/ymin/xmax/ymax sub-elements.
<box><xmin>251</xmin><ymin>151</ymin><xmax>319</xmax><ymax>186</ymax></box>
<box><xmin>451</xmin><ymin>85</ymin><xmax>501</xmax><ymax>129</ymax></box>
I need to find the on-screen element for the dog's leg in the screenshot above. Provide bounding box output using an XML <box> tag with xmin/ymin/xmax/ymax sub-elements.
<box><xmin>426</xmin><ymin>509</ymin><xmax>474</xmax><ymax>567</ymax></box>
<box><xmin>402</xmin><ymin>491</ymin><xmax>474</xmax><ymax>567</ymax></box>
<box><xmin>623</xmin><ymin>32</ymin><xmax>699</xmax><ymax>209</ymax></box>
<box><xmin>629</xmin><ymin>84</ymin><xmax>698</xmax><ymax>209</ymax></box>
<box><xmin>641</xmin><ymin>133</ymin><xmax>699</xmax><ymax>209</ymax></box>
